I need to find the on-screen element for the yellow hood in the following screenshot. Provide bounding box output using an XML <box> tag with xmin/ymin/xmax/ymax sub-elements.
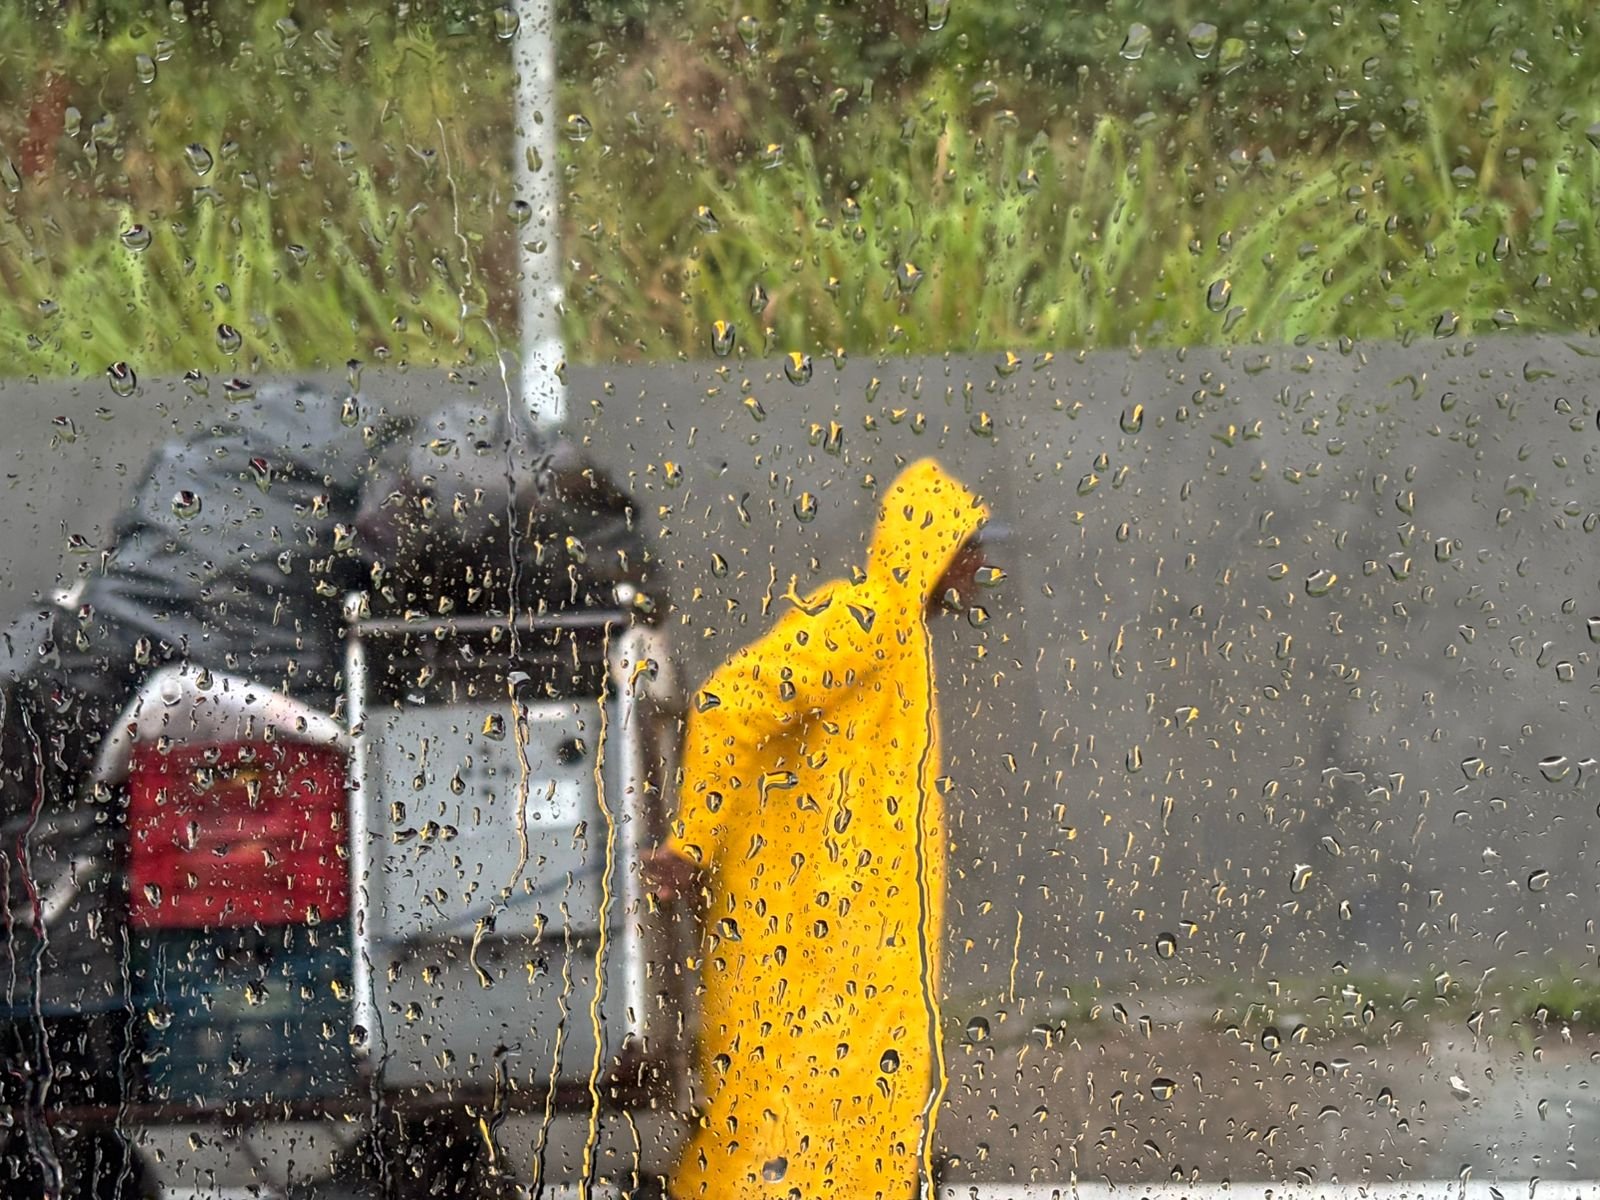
<box><xmin>865</xmin><ymin>458</ymin><xmax>990</xmax><ymax>604</ymax></box>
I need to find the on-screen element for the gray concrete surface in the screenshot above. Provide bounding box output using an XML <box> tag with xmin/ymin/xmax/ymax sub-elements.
<box><xmin>7</xmin><ymin>336</ymin><xmax>1600</xmax><ymax>1183</ymax></box>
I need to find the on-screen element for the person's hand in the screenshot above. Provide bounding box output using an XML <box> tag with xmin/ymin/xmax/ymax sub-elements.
<box><xmin>641</xmin><ymin>844</ymin><xmax>700</xmax><ymax>903</ymax></box>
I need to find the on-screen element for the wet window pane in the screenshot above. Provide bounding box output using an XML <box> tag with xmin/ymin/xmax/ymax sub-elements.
<box><xmin>2</xmin><ymin>2</ymin><xmax>1598</xmax><ymax>1197</ymax></box>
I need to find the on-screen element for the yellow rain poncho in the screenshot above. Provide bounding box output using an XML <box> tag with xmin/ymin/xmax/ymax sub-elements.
<box><xmin>668</xmin><ymin>459</ymin><xmax>988</xmax><ymax>1200</ymax></box>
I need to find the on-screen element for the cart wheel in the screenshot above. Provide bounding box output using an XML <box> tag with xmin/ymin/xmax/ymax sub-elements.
<box><xmin>305</xmin><ymin>1111</ymin><xmax>477</xmax><ymax>1200</ymax></box>
<box><xmin>628</xmin><ymin>1171</ymin><xmax>669</xmax><ymax>1200</ymax></box>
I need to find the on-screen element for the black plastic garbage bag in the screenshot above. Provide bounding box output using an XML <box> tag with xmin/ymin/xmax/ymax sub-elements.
<box><xmin>83</xmin><ymin>379</ymin><xmax>407</xmax><ymax>701</ymax></box>
<box><xmin>357</xmin><ymin>399</ymin><xmax>652</xmax><ymax>619</ymax></box>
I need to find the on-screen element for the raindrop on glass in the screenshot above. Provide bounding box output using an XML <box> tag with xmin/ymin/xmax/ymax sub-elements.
<box><xmin>120</xmin><ymin>225</ymin><xmax>153</xmax><ymax>253</ymax></box>
<box><xmin>1187</xmin><ymin>22</ymin><xmax>1219</xmax><ymax>59</ymax></box>
<box><xmin>106</xmin><ymin>361</ymin><xmax>137</xmax><ymax>396</ymax></box>
<box><xmin>184</xmin><ymin>143</ymin><xmax>213</xmax><ymax>177</ymax></box>
<box><xmin>492</xmin><ymin>5</ymin><xmax>519</xmax><ymax>40</ymax></box>
<box><xmin>1120</xmin><ymin>22</ymin><xmax>1152</xmax><ymax>60</ymax></box>
<box><xmin>1305</xmin><ymin>569</ymin><xmax>1337</xmax><ymax>597</ymax></box>
<box><xmin>1538</xmin><ymin>756</ymin><xmax>1570</xmax><ymax>783</ymax></box>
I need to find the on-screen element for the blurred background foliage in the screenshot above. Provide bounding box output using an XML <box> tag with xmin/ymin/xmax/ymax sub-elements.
<box><xmin>1</xmin><ymin>0</ymin><xmax>1598</xmax><ymax>375</ymax></box>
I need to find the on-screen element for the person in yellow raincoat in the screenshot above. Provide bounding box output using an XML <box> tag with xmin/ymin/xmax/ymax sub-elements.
<box><xmin>651</xmin><ymin>459</ymin><xmax>990</xmax><ymax>1200</ymax></box>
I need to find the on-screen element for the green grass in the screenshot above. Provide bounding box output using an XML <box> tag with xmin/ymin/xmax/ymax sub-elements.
<box><xmin>1501</xmin><ymin>969</ymin><xmax>1600</xmax><ymax>1030</ymax></box>
<box><xmin>0</xmin><ymin>0</ymin><xmax>1598</xmax><ymax>376</ymax></box>
<box><xmin>569</xmin><ymin>111</ymin><xmax>1600</xmax><ymax>359</ymax></box>
<box><xmin>567</xmin><ymin>0</ymin><xmax>1600</xmax><ymax>357</ymax></box>
<box><xmin>0</xmin><ymin>4</ymin><xmax>514</xmax><ymax>377</ymax></box>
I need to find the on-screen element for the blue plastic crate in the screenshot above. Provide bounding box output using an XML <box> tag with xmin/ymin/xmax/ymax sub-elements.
<box><xmin>132</xmin><ymin>920</ymin><xmax>354</xmax><ymax>1105</ymax></box>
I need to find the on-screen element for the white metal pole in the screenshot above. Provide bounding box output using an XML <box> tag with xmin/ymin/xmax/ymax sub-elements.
<box><xmin>513</xmin><ymin>0</ymin><xmax>566</xmax><ymax>428</ymax></box>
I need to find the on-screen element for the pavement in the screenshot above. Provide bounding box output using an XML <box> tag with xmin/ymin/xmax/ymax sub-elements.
<box><xmin>936</xmin><ymin>1013</ymin><xmax>1600</xmax><ymax>1184</ymax></box>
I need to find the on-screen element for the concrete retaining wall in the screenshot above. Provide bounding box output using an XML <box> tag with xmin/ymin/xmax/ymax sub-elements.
<box><xmin>5</xmin><ymin>336</ymin><xmax>1597</xmax><ymax>1004</ymax></box>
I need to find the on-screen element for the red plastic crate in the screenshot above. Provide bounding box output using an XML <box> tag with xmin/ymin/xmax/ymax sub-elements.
<box><xmin>127</xmin><ymin>741</ymin><xmax>349</xmax><ymax>929</ymax></box>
